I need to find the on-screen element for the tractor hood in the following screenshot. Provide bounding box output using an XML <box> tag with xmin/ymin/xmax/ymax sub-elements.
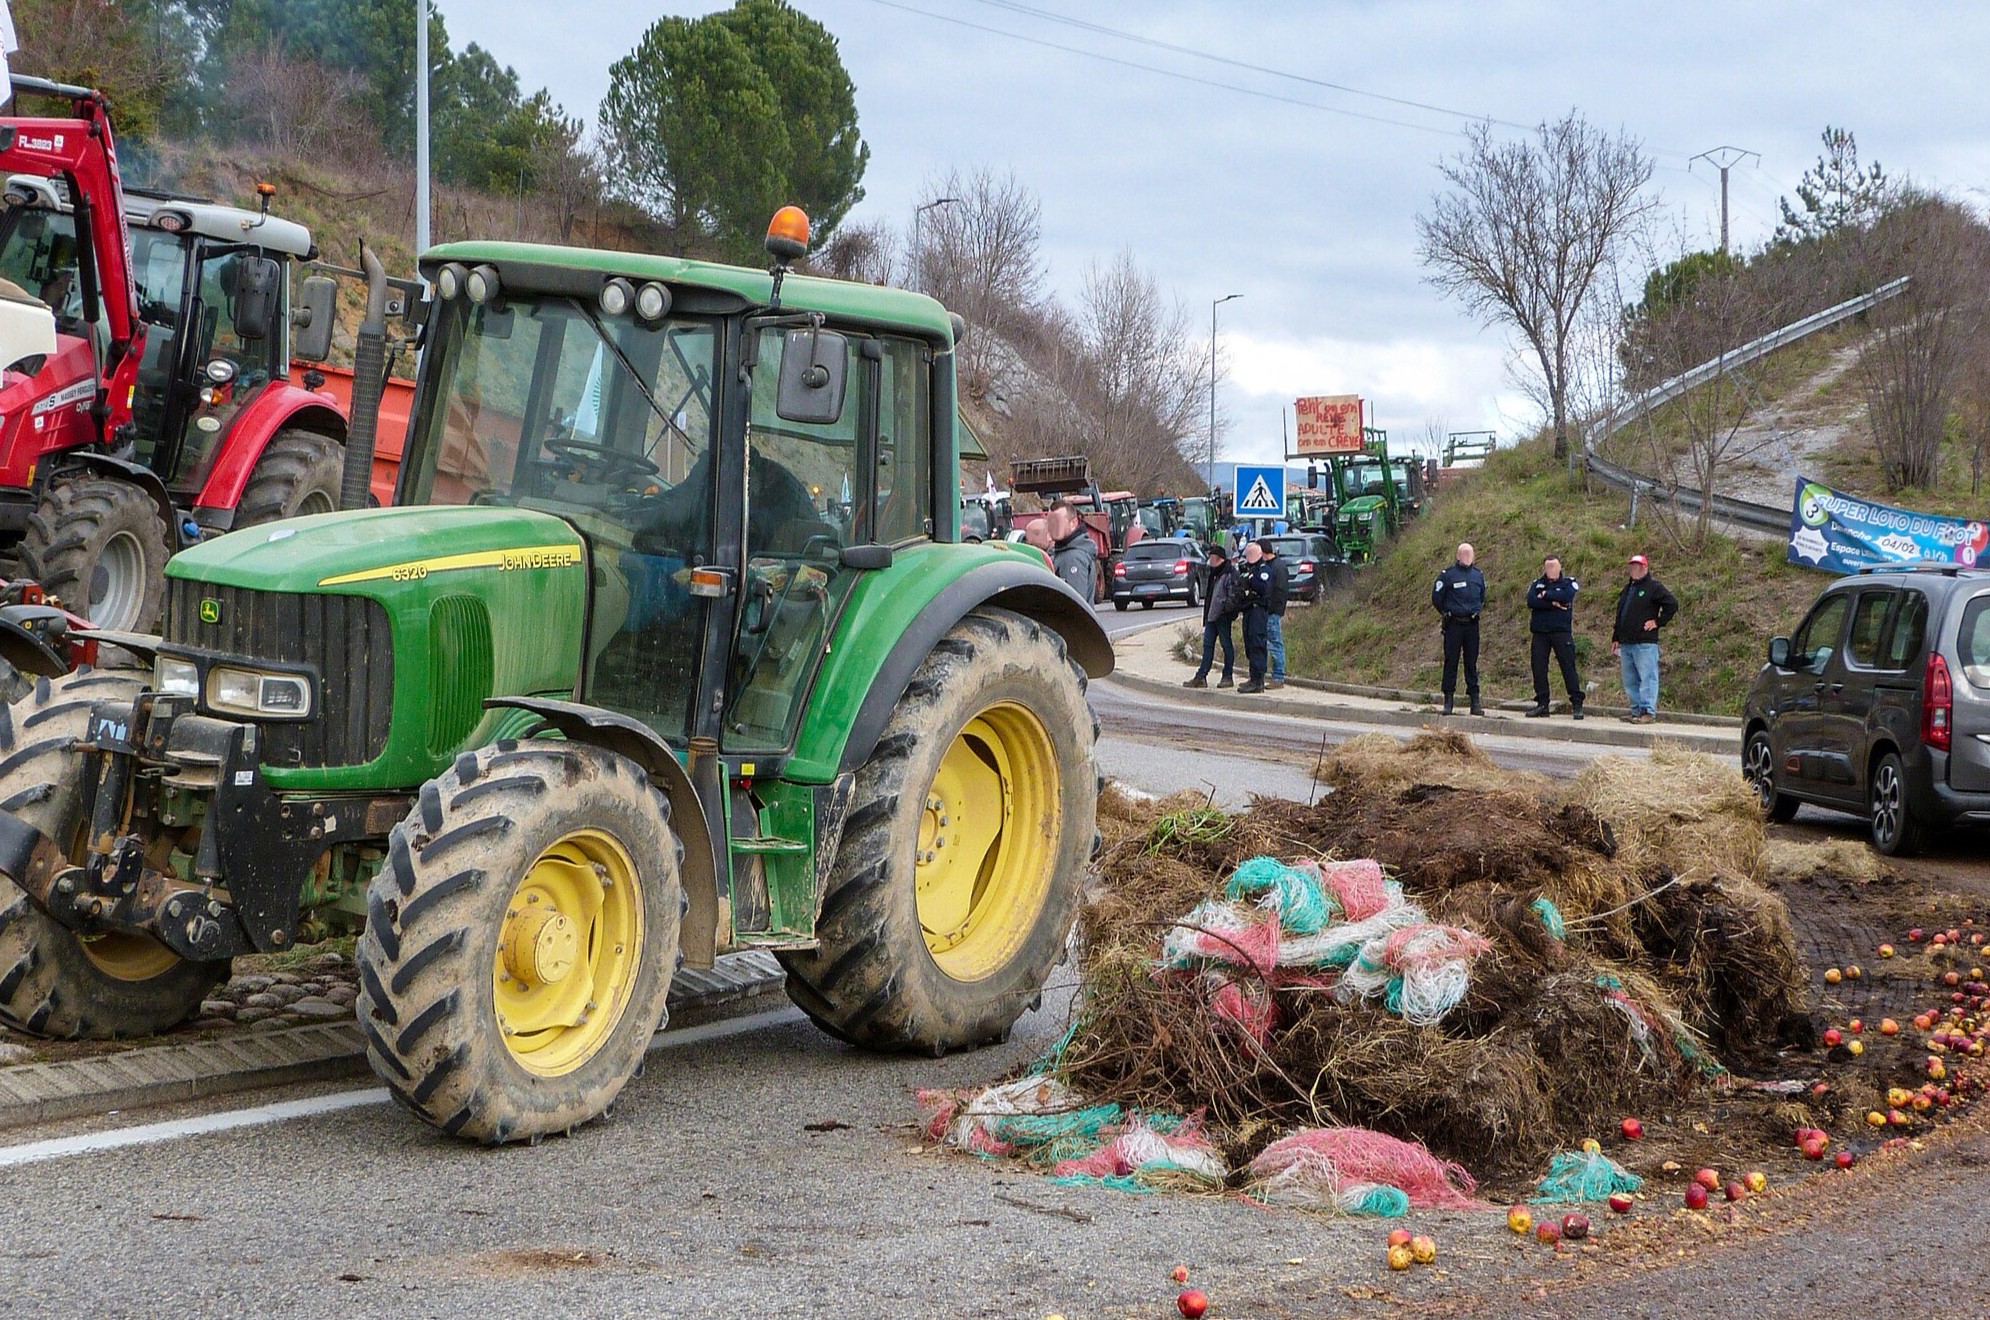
<box><xmin>168</xmin><ymin>505</ymin><xmax>586</xmax><ymax>593</ymax></box>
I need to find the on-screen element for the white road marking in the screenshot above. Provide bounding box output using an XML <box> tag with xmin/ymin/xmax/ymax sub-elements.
<box><xmin>0</xmin><ymin>1005</ymin><xmax>805</xmax><ymax>1170</ymax></box>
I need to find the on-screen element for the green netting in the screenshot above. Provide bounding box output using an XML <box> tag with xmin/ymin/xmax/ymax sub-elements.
<box><xmin>1530</xmin><ymin>1150</ymin><xmax>1643</xmax><ymax>1203</ymax></box>
<box><xmin>1532</xmin><ymin>897</ymin><xmax>1566</xmax><ymax>941</ymax></box>
<box><xmin>1226</xmin><ymin>857</ymin><xmax>1336</xmax><ymax>934</ymax></box>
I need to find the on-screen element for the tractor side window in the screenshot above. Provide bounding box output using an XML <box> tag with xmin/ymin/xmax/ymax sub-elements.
<box><xmin>875</xmin><ymin>338</ymin><xmax>932</xmax><ymax>544</ymax></box>
<box><xmin>0</xmin><ymin>207</ymin><xmax>83</xmax><ymax>329</ymax></box>
<box><xmin>726</xmin><ymin>326</ymin><xmax>871</xmax><ymax>750</ymax></box>
<box><xmin>1845</xmin><ymin>590</ymin><xmax>1895</xmax><ymax>669</ymax></box>
<box><xmin>126</xmin><ymin>229</ymin><xmax>190</xmax><ymax>467</ymax></box>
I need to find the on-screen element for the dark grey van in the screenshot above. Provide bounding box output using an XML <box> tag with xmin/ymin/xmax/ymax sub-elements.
<box><xmin>1744</xmin><ymin>564</ymin><xmax>1990</xmax><ymax>854</ymax></box>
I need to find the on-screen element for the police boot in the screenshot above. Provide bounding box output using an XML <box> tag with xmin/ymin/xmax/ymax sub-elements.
<box><xmin>1469</xmin><ymin>696</ymin><xmax>1484</xmax><ymax>716</ymax></box>
<box><xmin>1442</xmin><ymin>694</ymin><xmax>1454</xmax><ymax>715</ymax></box>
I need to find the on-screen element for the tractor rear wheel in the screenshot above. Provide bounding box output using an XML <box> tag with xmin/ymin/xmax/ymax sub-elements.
<box><xmin>0</xmin><ymin>669</ymin><xmax>227</xmax><ymax>1038</ymax></box>
<box><xmin>237</xmin><ymin>430</ymin><xmax>344</xmax><ymax>527</ymax></box>
<box><xmin>780</xmin><ymin>607</ymin><xmax>1095</xmax><ymax>1053</ymax></box>
<box><xmin>357</xmin><ymin>742</ymin><xmax>683</xmax><ymax>1144</ymax></box>
<box><xmin>19</xmin><ymin>478</ymin><xmax>169</xmax><ymax>632</ymax></box>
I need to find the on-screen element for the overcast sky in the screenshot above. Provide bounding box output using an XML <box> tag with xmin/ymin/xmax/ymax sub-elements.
<box><xmin>443</xmin><ymin>1</ymin><xmax>1989</xmax><ymax>465</ymax></box>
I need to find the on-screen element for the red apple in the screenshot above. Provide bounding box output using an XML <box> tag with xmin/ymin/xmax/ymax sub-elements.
<box><xmin>1535</xmin><ymin>1220</ymin><xmax>1562</xmax><ymax>1245</ymax></box>
<box><xmin>1823</xmin><ymin>1028</ymin><xmax>1843</xmax><ymax>1048</ymax></box>
<box><xmin>1388</xmin><ymin>1229</ymin><xmax>1412</xmax><ymax>1249</ymax></box>
<box><xmin>1171</xmin><ymin>1266</ymin><xmax>1190</xmax><ymax>1284</ymax></box>
<box><xmin>1834</xmin><ymin>1151</ymin><xmax>1855</xmax><ymax>1169</ymax></box>
<box><xmin>1801</xmin><ymin>1137</ymin><xmax>1826</xmax><ymax>1161</ymax></box>
<box><xmin>1724</xmin><ymin>1181</ymin><xmax>1746</xmax><ymax>1202</ymax></box>
<box><xmin>1684</xmin><ymin>1183</ymin><xmax>1709</xmax><ymax>1210</ymax></box>
<box><xmin>1561</xmin><ymin>1213</ymin><xmax>1591</xmax><ymax>1240</ymax></box>
<box><xmin>1178</xmin><ymin>1289</ymin><xmax>1209</xmax><ymax>1318</ymax></box>
<box><xmin>1607</xmin><ymin>1193</ymin><xmax>1634</xmax><ymax>1214</ymax></box>
<box><xmin>1694</xmin><ymin>1168</ymin><xmax>1721</xmax><ymax>1191</ymax></box>
<box><xmin>1620</xmin><ymin>1117</ymin><xmax>1644</xmax><ymax>1140</ymax></box>
<box><xmin>1911</xmin><ymin>929</ymin><xmax>1927</xmax><ymax>943</ymax></box>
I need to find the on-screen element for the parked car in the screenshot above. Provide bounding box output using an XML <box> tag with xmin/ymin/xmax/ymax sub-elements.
<box><xmin>1743</xmin><ymin>564</ymin><xmax>1990</xmax><ymax>855</ymax></box>
<box><xmin>1269</xmin><ymin>534</ymin><xmax>1345</xmax><ymax>603</ymax></box>
<box><xmin>1110</xmin><ymin>539</ymin><xmax>1205</xmax><ymax>611</ymax></box>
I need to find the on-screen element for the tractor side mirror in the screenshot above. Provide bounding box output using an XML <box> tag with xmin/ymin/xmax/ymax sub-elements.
<box><xmin>1768</xmin><ymin>636</ymin><xmax>1793</xmax><ymax>669</ymax></box>
<box><xmin>232</xmin><ymin>256</ymin><xmax>283</xmax><ymax>341</ymax></box>
<box><xmin>292</xmin><ymin>275</ymin><xmax>337</xmax><ymax>362</ymax></box>
<box><xmin>776</xmin><ymin>327</ymin><xmax>848</xmax><ymax>426</ymax></box>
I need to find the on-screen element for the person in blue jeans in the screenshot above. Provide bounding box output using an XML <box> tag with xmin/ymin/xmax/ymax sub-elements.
<box><xmin>1611</xmin><ymin>553</ymin><xmax>1678</xmax><ymax>723</ymax></box>
<box><xmin>1263</xmin><ymin>539</ymin><xmax>1291</xmax><ymax>688</ymax></box>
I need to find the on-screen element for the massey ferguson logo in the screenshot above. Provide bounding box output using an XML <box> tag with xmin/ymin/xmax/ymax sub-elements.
<box><xmin>198</xmin><ymin>598</ymin><xmax>223</xmax><ymax>625</ymax></box>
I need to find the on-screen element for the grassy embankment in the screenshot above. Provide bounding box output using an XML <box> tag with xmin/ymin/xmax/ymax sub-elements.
<box><xmin>1281</xmin><ymin>440</ymin><xmax>1819</xmax><ymax>716</ymax></box>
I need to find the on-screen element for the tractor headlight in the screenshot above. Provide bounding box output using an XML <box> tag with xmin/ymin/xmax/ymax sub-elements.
<box><xmin>599</xmin><ymin>277</ymin><xmax>634</xmax><ymax>316</ymax></box>
<box><xmin>465</xmin><ymin>264</ymin><xmax>501</xmax><ymax>305</ymax></box>
<box><xmin>154</xmin><ymin>656</ymin><xmax>198</xmax><ymax>697</ymax></box>
<box><xmin>634</xmin><ymin>281</ymin><xmax>671</xmax><ymax>323</ymax></box>
<box><xmin>207</xmin><ymin>665</ymin><xmax>313</xmax><ymax>719</ymax></box>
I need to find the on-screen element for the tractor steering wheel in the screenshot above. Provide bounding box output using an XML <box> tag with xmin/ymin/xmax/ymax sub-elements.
<box><xmin>544</xmin><ymin>439</ymin><xmax>660</xmax><ymax>486</ymax></box>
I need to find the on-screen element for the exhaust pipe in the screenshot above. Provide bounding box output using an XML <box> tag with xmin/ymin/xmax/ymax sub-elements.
<box><xmin>340</xmin><ymin>244</ymin><xmax>390</xmax><ymax>511</ymax></box>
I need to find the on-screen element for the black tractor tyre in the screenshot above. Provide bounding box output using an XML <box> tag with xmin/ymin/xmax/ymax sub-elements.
<box><xmin>237</xmin><ymin>430</ymin><xmax>346</xmax><ymax>527</ymax></box>
<box><xmin>1744</xmin><ymin>730</ymin><xmax>1799</xmax><ymax>823</ymax></box>
<box><xmin>779</xmin><ymin>607</ymin><xmax>1096</xmax><ymax>1054</ymax></box>
<box><xmin>19</xmin><ymin>478</ymin><xmax>170</xmax><ymax>632</ymax></box>
<box><xmin>0</xmin><ymin>669</ymin><xmax>227</xmax><ymax>1038</ymax></box>
<box><xmin>357</xmin><ymin>741</ymin><xmax>683</xmax><ymax>1144</ymax></box>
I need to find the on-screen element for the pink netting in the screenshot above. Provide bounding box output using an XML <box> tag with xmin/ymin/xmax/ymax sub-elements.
<box><xmin>1051</xmin><ymin>1117</ymin><xmax>1226</xmax><ymax>1182</ymax></box>
<box><xmin>1248</xmin><ymin>1126</ymin><xmax>1481</xmax><ymax>1210</ymax></box>
<box><xmin>1162</xmin><ymin>901</ymin><xmax>1283</xmax><ymax>975</ymax></box>
<box><xmin>1307</xmin><ymin>858</ymin><xmax>1393</xmax><ymax>922</ymax></box>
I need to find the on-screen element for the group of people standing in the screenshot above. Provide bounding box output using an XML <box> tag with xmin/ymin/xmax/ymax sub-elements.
<box><xmin>1183</xmin><ymin>539</ymin><xmax>1290</xmax><ymax>694</ymax></box>
<box><xmin>1431</xmin><ymin>543</ymin><xmax>1680</xmax><ymax>722</ymax></box>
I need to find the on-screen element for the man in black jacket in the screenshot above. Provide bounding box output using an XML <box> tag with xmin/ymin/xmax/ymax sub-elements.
<box><xmin>1184</xmin><ymin>546</ymin><xmax>1241</xmax><ymax>688</ymax></box>
<box><xmin>1263</xmin><ymin>540</ymin><xmax>1291</xmax><ymax>690</ymax></box>
<box><xmin>1611</xmin><ymin>553</ymin><xmax>1679</xmax><ymax>723</ymax></box>
<box><xmin>1430</xmin><ymin>542</ymin><xmax>1486</xmax><ymax>715</ymax></box>
<box><xmin>1525</xmin><ymin>554</ymin><xmax>1584</xmax><ymax>719</ymax></box>
<box><xmin>1236</xmin><ymin>540</ymin><xmax>1277</xmax><ymax>693</ymax></box>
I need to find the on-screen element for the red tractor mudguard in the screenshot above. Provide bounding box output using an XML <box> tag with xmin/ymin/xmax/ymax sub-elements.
<box><xmin>190</xmin><ymin>380</ymin><xmax>349</xmax><ymax>521</ymax></box>
<box><xmin>0</xmin><ymin>336</ymin><xmax>104</xmax><ymax>489</ymax></box>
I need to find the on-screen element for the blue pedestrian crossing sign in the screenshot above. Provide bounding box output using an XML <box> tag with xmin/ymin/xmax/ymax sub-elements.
<box><xmin>1234</xmin><ymin>465</ymin><xmax>1286</xmax><ymax>517</ymax></box>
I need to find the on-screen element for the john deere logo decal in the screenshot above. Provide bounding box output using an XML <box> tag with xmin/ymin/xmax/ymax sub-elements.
<box><xmin>198</xmin><ymin>598</ymin><xmax>222</xmax><ymax>625</ymax></box>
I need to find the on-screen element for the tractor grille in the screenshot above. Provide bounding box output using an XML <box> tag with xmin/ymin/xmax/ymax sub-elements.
<box><xmin>163</xmin><ymin>579</ymin><xmax>395</xmax><ymax>769</ymax></box>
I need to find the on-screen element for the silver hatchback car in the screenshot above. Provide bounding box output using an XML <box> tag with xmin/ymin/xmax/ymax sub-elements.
<box><xmin>1743</xmin><ymin>564</ymin><xmax>1990</xmax><ymax>855</ymax></box>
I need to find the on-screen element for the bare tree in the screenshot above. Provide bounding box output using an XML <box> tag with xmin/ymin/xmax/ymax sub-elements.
<box><xmin>222</xmin><ymin>43</ymin><xmax>373</xmax><ymax>167</ymax></box>
<box><xmin>540</xmin><ymin>125</ymin><xmax>604</xmax><ymax>245</ymax></box>
<box><xmin>1417</xmin><ymin>112</ymin><xmax>1656</xmax><ymax>468</ymax></box>
<box><xmin>813</xmin><ymin>218</ymin><xmax>898</xmax><ymax>285</ymax></box>
<box><xmin>916</xmin><ymin>169</ymin><xmax>1046</xmax><ymax>399</ymax></box>
<box><xmin>1853</xmin><ymin>193</ymin><xmax>1990</xmax><ymax>491</ymax></box>
<box><xmin>1064</xmin><ymin>252</ymin><xmax>1207</xmax><ymax>492</ymax></box>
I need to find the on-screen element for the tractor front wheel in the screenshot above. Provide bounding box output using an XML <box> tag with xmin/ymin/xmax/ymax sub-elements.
<box><xmin>781</xmin><ymin>607</ymin><xmax>1095</xmax><ymax>1053</ymax></box>
<box><xmin>19</xmin><ymin>478</ymin><xmax>169</xmax><ymax>632</ymax></box>
<box><xmin>357</xmin><ymin>742</ymin><xmax>682</xmax><ymax>1144</ymax></box>
<box><xmin>0</xmin><ymin>670</ymin><xmax>227</xmax><ymax>1038</ymax></box>
<box><xmin>237</xmin><ymin>430</ymin><xmax>345</xmax><ymax>527</ymax></box>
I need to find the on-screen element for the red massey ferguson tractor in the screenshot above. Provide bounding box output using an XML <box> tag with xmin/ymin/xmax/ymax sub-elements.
<box><xmin>0</xmin><ymin>76</ymin><xmax>400</xmax><ymax>633</ymax></box>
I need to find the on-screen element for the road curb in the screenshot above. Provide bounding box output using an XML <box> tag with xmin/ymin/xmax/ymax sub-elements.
<box><xmin>0</xmin><ymin>951</ymin><xmax>789</xmax><ymax>1133</ymax></box>
<box><xmin>1103</xmin><ymin>671</ymin><xmax>1741</xmax><ymax>755</ymax></box>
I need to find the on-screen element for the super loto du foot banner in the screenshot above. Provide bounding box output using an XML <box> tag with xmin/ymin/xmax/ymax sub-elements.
<box><xmin>1787</xmin><ymin>476</ymin><xmax>1989</xmax><ymax>574</ymax></box>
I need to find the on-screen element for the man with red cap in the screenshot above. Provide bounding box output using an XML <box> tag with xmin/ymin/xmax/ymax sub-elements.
<box><xmin>1611</xmin><ymin>553</ymin><xmax>1678</xmax><ymax>723</ymax></box>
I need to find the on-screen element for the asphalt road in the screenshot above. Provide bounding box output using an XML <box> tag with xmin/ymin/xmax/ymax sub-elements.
<box><xmin>0</xmin><ymin>601</ymin><xmax>1921</xmax><ymax>1320</ymax></box>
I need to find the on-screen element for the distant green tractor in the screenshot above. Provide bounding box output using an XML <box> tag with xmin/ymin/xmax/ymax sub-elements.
<box><xmin>0</xmin><ymin>208</ymin><xmax>1110</xmax><ymax>1142</ymax></box>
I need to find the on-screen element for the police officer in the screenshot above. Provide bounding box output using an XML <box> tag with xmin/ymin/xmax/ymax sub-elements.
<box><xmin>1525</xmin><ymin>554</ymin><xmax>1584</xmax><ymax>719</ymax></box>
<box><xmin>1236</xmin><ymin>539</ymin><xmax>1277</xmax><ymax>693</ymax></box>
<box><xmin>1430</xmin><ymin>542</ymin><xmax>1485</xmax><ymax>715</ymax></box>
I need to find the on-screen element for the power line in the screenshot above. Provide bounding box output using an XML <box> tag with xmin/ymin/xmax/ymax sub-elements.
<box><xmin>862</xmin><ymin>0</ymin><xmax>1465</xmax><ymax>137</ymax></box>
<box><xmin>971</xmin><ymin>0</ymin><xmax>1540</xmax><ymax>133</ymax></box>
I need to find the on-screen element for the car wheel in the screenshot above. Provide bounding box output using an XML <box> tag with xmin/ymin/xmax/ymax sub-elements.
<box><xmin>1868</xmin><ymin>750</ymin><xmax>1926</xmax><ymax>857</ymax></box>
<box><xmin>1744</xmin><ymin>730</ymin><xmax>1799</xmax><ymax>822</ymax></box>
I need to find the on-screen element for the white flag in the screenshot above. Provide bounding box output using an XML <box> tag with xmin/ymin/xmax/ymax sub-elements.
<box><xmin>0</xmin><ymin>2</ymin><xmax>17</xmax><ymax>110</ymax></box>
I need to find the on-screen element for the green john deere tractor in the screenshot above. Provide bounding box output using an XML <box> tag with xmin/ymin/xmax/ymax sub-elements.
<box><xmin>0</xmin><ymin>209</ymin><xmax>1111</xmax><ymax>1143</ymax></box>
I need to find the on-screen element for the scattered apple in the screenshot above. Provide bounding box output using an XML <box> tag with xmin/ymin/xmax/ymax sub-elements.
<box><xmin>1684</xmin><ymin>1183</ymin><xmax>1709</xmax><ymax>1210</ymax></box>
<box><xmin>1724</xmin><ymin>1181</ymin><xmax>1747</xmax><ymax>1202</ymax></box>
<box><xmin>1848</xmin><ymin>1040</ymin><xmax>1866</xmax><ymax>1057</ymax></box>
<box><xmin>1880</xmin><ymin>944</ymin><xmax>1897</xmax><ymax>958</ymax></box>
<box><xmin>1800</xmin><ymin>1138</ymin><xmax>1826</xmax><ymax>1161</ymax></box>
<box><xmin>1889</xmin><ymin>1087</ymin><xmax>1913</xmax><ymax>1108</ymax></box>
<box><xmin>1536</xmin><ymin>1220</ymin><xmax>1562</xmax><ymax>1245</ymax></box>
<box><xmin>1946</xmin><ymin>971</ymin><xmax>1962</xmax><ymax>987</ymax></box>
<box><xmin>1911</xmin><ymin>929</ymin><xmax>1927</xmax><ymax>943</ymax></box>
<box><xmin>1620</xmin><ymin>1117</ymin><xmax>1644</xmax><ymax>1141</ymax></box>
<box><xmin>1849</xmin><ymin>1019</ymin><xmax>1864</xmax><ymax>1033</ymax></box>
<box><xmin>1410</xmin><ymin>1235</ymin><xmax>1437</xmax><ymax>1265</ymax></box>
<box><xmin>1580</xmin><ymin>1138</ymin><xmax>1602</xmax><ymax>1155</ymax></box>
<box><xmin>1388</xmin><ymin>1228</ymin><xmax>1412</xmax><ymax>1249</ymax></box>
<box><xmin>1825</xmin><ymin>968</ymin><xmax>1843</xmax><ymax>985</ymax></box>
<box><xmin>1846</xmin><ymin>965</ymin><xmax>1862</xmax><ymax>980</ymax></box>
<box><xmin>1507</xmin><ymin>1206</ymin><xmax>1533</xmax><ymax>1235</ymax></box>
<box><xmin>1561</xmin><ymin>1214</ymin><xmax>1591</xmax><ymax>1241</ymax></box>
<box><xmin>1179</xmin><ymin>1288</ymin><xmax>1211</xmax><ymax>1317</ymax></box>
<box><xmin>1835</xmin><ymin>1151</ymin><xmax>1855</xmax><ymax>1169</ymax></box>
<box><xmin>1916</xmin><ymin>1014</ymin><xmax>1936</xmax><ymax>1031</ymax></box>
<box><xmin>1660</xmin><ymin>1160</ymin><xmax>1682</xmax><ymax>1174</ymax></box>
<box><xmin>1172</xmin><ymin>1266</ymin><xmax>1190</xmax><ymax>1284</ymax></box>
<box><xmin>1746</xmin><ymin>1171</ymin><xmax>1768</xmax><ymax>1193</ymax></box>
<box><xmin>1608</xmin><ymin>1193</ymin><xmax>1635</xmax><ymax>1214</ymax></box>
<box><xmin>1888</xmin><ymin>1108</ymin><xmax>1911</xmax><ymax>1127</ymax></box>
<box><xmin>1823</xmin><ymin>1028</ymin><xmax>1843</xmax><ymax>1048</ymax></box>
<box><xmin>1881</xmin><ymin>1018</ymin><xmax>1901</xmax><ymax>1036</ymax></box>
<box><xmin>1867</xmin><ymin>1110</ymin><xmax>1888</xmax><ymax>1127</ymax></box>
<box><xmin>1694</xmin><ymin>1168</ymin><xmax>1721</xmax><ymax>1191</ymax></box>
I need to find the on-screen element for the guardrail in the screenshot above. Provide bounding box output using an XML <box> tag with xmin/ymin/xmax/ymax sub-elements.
<box><xmin>1584</xmin><ymin>277</ymin><xmax>1910</xmax><ymax>531</ymax></box>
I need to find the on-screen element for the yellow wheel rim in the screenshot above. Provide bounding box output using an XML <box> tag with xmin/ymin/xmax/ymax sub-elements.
<box><xmin>492</xmin><ymin>829</ymin><xmax>644</xmax><ymax>1077</ymax></box>
<box><xmin>81</xmin><ymin>932</ymin><xmax>181</xmax><ymax>982</ymax></box>
<box><xmin>916</xmin><ymin>701</ymin><xmax>1061</xmax><ymax>983</ymax></box>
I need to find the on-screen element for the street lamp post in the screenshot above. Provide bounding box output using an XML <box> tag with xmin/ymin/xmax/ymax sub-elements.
<box><xmin>912</xmin><ymin>197</ymin><xmax>960</xmax><ymax>292</ymax></box>
<box><xmin>1209</xmin><ymin>293</ymin><xmax>1242</xmax><ymax>494</ymax></box>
